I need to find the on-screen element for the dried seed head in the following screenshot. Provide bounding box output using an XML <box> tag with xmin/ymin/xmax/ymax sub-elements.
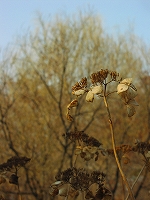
<box><xmin>0</xmin><ymin>156</ymin><xmax>31</xmax><ymax>172</ymax></box>
<box><xmin>109</xmin><ymin>71</ymin><xmax>119</xmax><ymax>81</ymax></box>
<box><xmin>63</xmin><ymin>130</ymin><xmax>102</xmax><ymax>147</ymax></box>
<box><xmin>72</xmin><ymin>77</ymin><xmax>87</xmax><ymax>93</ymax></box>
<box><xmin>90</xmin><ymin>69</ymin><xmax>109</xmax><ymax>84</ymax></box>
<box><xmin>132</xmin><ymin>141</ymin><xmax>150</xmax><ymax>155</ymax></box>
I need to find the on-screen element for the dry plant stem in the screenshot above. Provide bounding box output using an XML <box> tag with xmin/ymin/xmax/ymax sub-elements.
<box><xmin>18</xmin><ymin>185</ymin><xmax>22</xmax><ymax>200</ymax></box>
<box><xmin>125</xmin><ymin>164</ymin><xmax>146</xmax><ymax>200</ymax></box>
<box><xmin>103</xmin><ymin>91</ymin><xmax>135</xmax><ymax>200</ymax></box>
<box><xmin>64</xmin><ymin>155</ymin><xmax>79</xmax><ymax>200</ymax></box>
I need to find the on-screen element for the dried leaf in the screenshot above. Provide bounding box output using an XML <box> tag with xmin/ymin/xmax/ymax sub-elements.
<box><xmin>120</xmin><ymin>78</ymin><xmax>132</xmax><ymax>85</ymax></box>
<box><xmin>128</xmin><ymin>99</ymin><xmax>139</xmax><ymax>106</ymax></box>
<box><xmin>75</xmin><ymin>146</ymin><xmax>82</xmax><ymax>155</ymax></box>
<box><xmin>126</xmin><ymin>105</ymin><xmax>136</xmax><ymax>117</ymax></box>
<box><xmin>91</xmin><ymin>85</ymin><xmax>103</xmax><ymax>95</ymax></box>
<box><xmin>117</xmin><ymin>84</ymin><xmax>128</xmax><ymax>94</ymax></box>
<box><xmin>86</xmin><ymin>91</ymin><xmax>94</xmax><ymax>102</ymax></box>
<box><xmin>66</xmin><ymin>112</ymin><xmax>74</xmax><ymax>122</ymax></box>
<box><xmin>49</xmin><ymin>187</ymin><xmax>59</xmax><ymax>196</ymax></box>
<box><xmin>85</xmin><ymin>190</ymin><xmax>94</xmax><ymax>199</ymax></box>
<box><xmin>145</xmin><ymin>151</ymin><xmax>150</xmax><ymax>158</ymax></box>
<box><xmin>59</xmin><ymin>185</ymin><xmax>68</xmax><ymax>197</ymax></box>
<box><xmin>51</xmin><ymin>181</ymin><xmax>63</xmax><ymax>186</ymax></box>
<box><xmin>72</xmin><ymin>89</ymin><xmax>85</xmax><ymax>96</ymax></box>
<box><xmin>68</xmin><ymin>188</ymin><xmax>79</xmax><ymax>198</ymax></box>
<box><xmin>84</xmin><ymin>153</ymin><xmax>94</xmax><ymax>161</ymax></box>
<box><xmin>87</xmin><ymin>146</ymin><xmax>98</xmax><ymax>154</ymax></box>
<box><xmin>126</xmin><ymin>87</ymin><xmax>137</xmax><ymax>100</ymax></box>
<box><xmin>67</xmin><ymin>99</ymin><xmax>78</xmax><ymax>109</ymax></box>
<box><xmin>130</xmin><ymin>83</ymin><xmax>137</xmax><ymax>91</ymax></box>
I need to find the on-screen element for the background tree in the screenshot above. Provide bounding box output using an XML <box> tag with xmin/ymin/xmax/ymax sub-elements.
<box><xmin>0</xmin><ymin>11</ymin><xmax>149</xmax><ymax>200</ymax></box>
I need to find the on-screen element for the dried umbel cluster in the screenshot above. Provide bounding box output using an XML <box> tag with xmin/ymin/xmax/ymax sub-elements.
<box><xmin>0</xmin><ymin>156</ymin><xmax>31</xmax><ymax>172</ymax></box>
<box><xmin>67</xmin><ymin>69</ymin><xmax>139</xmax><ymax>121</ymax></box>
<box><xmin>106</xmin><ymin>141</ymin><xmax>150</xmax><ymax>167</ymax></box>
<box><xmin>107</xmin><ymin>144</ymin><xmax>133</xmax><ymax>155</ymax></box>
<box><xmin>63</xmin><ymin>130</ymin><xmax>102</xmax><ymax>161</ymax></box>
<box><xmin>63</xmin><ymin>130</ymin><xmax>101</xmax><ymax>147</ymax></box>
<box><xmin>0</xmin><ymin>156</ymin><xmax>31</xmax><ymax>185</ymax></box>
<box><xmin>49</xmin><ymin>167</ymin><xmax>112</xmax><ymax>199</ymax></box>
<box><xmin>132</xmin><ymin>140</ymin><xmax>150</xmax><ymax>156</ymax></box>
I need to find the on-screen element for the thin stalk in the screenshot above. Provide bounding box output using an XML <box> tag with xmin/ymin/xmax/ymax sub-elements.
<box><xmin>103</xmin><ymin>89</ymin><xmax>135</xmax><ymax>200</ymax></box>
<box><xmin>17</xmin><ymin>184</ymin><xmax>22</xmax><ymax>200</ymax></box>
<box><xmin>64</xmin><ymin>154</ymin><xmax>79</xmax><ymax>200</ymax></box>
<box><xmin>125</xmin><ymin>164</ymin><xmax>146</xmax><ymax>200</ymax></box>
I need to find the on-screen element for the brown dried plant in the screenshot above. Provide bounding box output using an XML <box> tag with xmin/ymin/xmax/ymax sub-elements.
<box><xmin>50</xmin><ymin>69</ymin><xmax>150</xmax><ymax>200</ymax></box>
<box><xmin>0</xmin><ymin>156</ymin><xmax>31</xmax><ymax>200</ymax></box>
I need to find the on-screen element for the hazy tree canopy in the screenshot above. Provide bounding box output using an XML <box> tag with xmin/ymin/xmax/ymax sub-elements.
<box><xmin>0</xmin><ymin>12</ymin><xmax>149</xmax><ymax>200</ymax></box>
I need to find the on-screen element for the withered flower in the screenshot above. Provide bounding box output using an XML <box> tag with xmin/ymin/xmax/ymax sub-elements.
<box><xmin>86</xmin><ymin>85</ymin><xmax>103</xmax><ymax>102</ymax></box>
<box><xmin>117</xmin><ymin>78</ymin><xmax>139</xmax><ymax>117</ymax></box>
<box><xmin>0</xmin><ymin>156</ymin><xmax>31</xmax><ymax>172</ymax></box>
<box><xmin>75</xmin><ymin>146</ymin><xmax>99</xmax><ymax>161</ymax></box>
<box><xmin>72</xmin><ymin>77</ymin><xmax>87</xmax><ymax>95</ymax></box>
<box><xmin>63</xmin><ymin>130</ymin><xmax>102</xmax><ymax>147</ymax></box>
<box><xmin>67</xmin><ymin>69</ymin><xmax>121</xmax><ymax>121</ymax></box>
<box><xmin>63</xmin><ymin>130</ymin><xmax>102</xmax><ymax>161</ymax></box>
<box><xmin>66</xmin><ymin>99</ymin><xmax>78</xmax><ymax>121</ymax></box>
<box><xmin>107</xmin><ymin>144</ymin><xmax>133</xmax><ymax>161</ymax></box>
<box><xmin>132</xmin><ymin>140</ymin><xmax>150</xmax><ymax>156</ymax></box>
<box><xmin>50</xmin><ymin>167</ymin><xmax>107</xmax><ymax>198</ymax></box>
<box><xmin>90</xmin><ymin>69</ymin><xmax>109</xmax><ymax>84</ymax></box>
<box><xmin>67</xmin><ymin>99</ymin><xmax>78</xmax><ymax>110</ymax></box>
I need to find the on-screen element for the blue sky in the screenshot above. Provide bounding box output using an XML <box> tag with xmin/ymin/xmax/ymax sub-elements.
<box><xmin>0</xmin><ymin>0</ymin><xmax>150</xmax><ymax>50</ymax></box>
